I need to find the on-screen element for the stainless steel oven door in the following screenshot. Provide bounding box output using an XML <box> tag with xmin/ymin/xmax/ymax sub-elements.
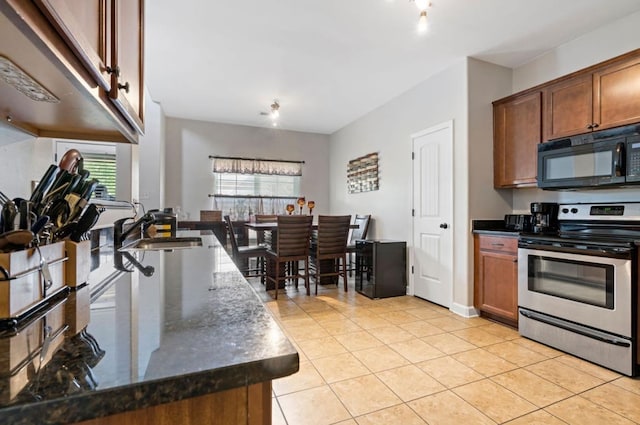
<box><xmin>518</xmin><ymin>247</ymin><xmax>632</xmax><ymax>337</ymax></box>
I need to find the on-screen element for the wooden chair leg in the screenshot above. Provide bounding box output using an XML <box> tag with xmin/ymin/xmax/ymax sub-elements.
<box><xmin>342</xmin><ymin>255</ymin><xmax>348</xmax><ymax>292</ymax></box>
<box><xmin>274</xmin><ymin>261</ymin><xmax>279</xmax><ymax>300</ymax></box>
<box><xmin>304</xmin><ymin>259</ymin><xmax>318</xmax><ymax>295</ymax></box>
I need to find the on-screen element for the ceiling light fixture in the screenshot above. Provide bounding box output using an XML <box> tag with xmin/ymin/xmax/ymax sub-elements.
<box><xmin>259</xmin><ymin>99</ymin><xmax>281</xmax><ymax>127</ymax></box>
<box><xmin>411</xmin><ymin>0</ymin><xmax>431</xmax><ymax>33</ymax></box>
<box><xmin>270</xmin><ymin>101</ymin><xmax>280</xmax><ymax>120</ymax></box>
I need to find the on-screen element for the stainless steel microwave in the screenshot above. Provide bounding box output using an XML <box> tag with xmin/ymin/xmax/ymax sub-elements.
<box><xmin>537</xmin><ymin>124</ymin><xmax>640</xmax><ymax>189</ymax></box>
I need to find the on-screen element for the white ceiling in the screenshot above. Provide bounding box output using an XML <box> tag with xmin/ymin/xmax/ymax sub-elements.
<box><xmin>145</xmin><ymin>0</ymin><xmax>640</xmax><ymax>135</ymax></box>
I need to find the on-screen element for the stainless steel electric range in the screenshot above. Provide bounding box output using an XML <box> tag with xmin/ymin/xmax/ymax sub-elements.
<box><xmin>518</xmin><ymin>202</ymin><xmax>640</xmax><ymax>376</ymax></box>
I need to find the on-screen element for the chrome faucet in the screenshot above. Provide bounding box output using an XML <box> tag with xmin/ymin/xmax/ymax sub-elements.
<box><xmin>114</xmin><ymin>212</ymin><xmax>156</xmax><ymax>248</ymax></box>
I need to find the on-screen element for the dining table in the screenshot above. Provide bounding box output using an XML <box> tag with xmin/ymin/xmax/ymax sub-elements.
<box><xmin>245</xmin><ymin>220</ymin><xmax>358</xmax><ymax>288</ymax></box>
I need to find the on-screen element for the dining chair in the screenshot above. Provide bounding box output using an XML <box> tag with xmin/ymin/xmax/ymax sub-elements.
<box><xmin>224</xmin><ymin>215</ymin><xmax>267</xmax><ymax>282</ymax></box>
<box><xmin>265</xmin><ymin>215</ymin><xmax>313</xmax><ymax>299</ymax></box>
<box><xmin>347</xmin><ymin>214</ymin><xmax>371</xmax><ymax>276</ymax></box>
<box><xmin>200</xmin><ymin>210</ymin><xmax>222</xmax><ymax>222</ymax></box>
<box><xmin>309</xmin><ymin>215</ymin><xmax>352</xmax><ymax>295</ymax></box>
<box><xmin>254</xmin><ymin>214</ymin><xmax>277</xmax><ymax>247</ymax></box>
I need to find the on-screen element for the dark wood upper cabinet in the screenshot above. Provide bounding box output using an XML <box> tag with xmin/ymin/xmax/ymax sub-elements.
<box><xmin>109</xmin><ymin>0</ymin><xmax>144</xmax><ymax>134</ymax></box>
<box><xmin>33</xmin><ymin>0</ymin><xmax>111</xmax><ymax>91</ymax></box>
<box><xmin>37</xmin><ymin>0</ymin><xmax>144</xmax><ymax>135</ymax></box>
<box><xmin>543</xmin><ymin>74</ymin><xmax>592</xmax><ymax>140</ymax></box>
<box><xmin>493</xmin><ymin>91</ymin><xmax>541</xmax><ymax>188</ymax></box>
<box><xmin>594</xmin><ymin>55</ymin><xmax>640</xmax><ymax>131</ymax></box>
<box><xmin>494</xmin><ymin>49</ymin><xmax>640</xmax><ymax>188</ymax></box>
<box><xmin>542</xmin><ymin>51</ymin><xmax>640</xmax><ymax>141</ymax></box>
<box><xmin>0</xmin><ymin>0</ymin><xmax>143</xmax><ymax>143</ymax></box>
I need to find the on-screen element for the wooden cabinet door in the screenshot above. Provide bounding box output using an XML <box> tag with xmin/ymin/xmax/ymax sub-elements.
<box><xmin>474</xmin><ymin>235</ymin><xmax>518</xmax><ymax>325</ymax></box>
<box><xmin>543</xmin><ymin>74</ymin><xmax>593</xmax><ymax>140</ymax></box>
<box><xmin>477</xmin><ymin>250</ymin><xmax>518</xmax><ymax>322</ymax></box>
<box><xmin>493</xmin><ymin>92</ymin><xmax>541</xmax><ymax>188</ymax></box>
<box><xmin>109</xmin><ymin>0</ymin><xmax>144</xmax><ymax>134</ymax></box>
<box><xmin>33</xmin><ymin>0</ymin><xmax>111</xmax><ymax>90</ymax></box>
<box><xmin>594</xmin><ymin>56</ymin><xmax>640</xmax><ymax>131</ymax></box>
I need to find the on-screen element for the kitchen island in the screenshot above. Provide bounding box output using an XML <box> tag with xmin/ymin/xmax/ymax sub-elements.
<box><xmin>0</xmin><ymin>231</ymin><xmax>299</xmax><ymax>425</ymax></box>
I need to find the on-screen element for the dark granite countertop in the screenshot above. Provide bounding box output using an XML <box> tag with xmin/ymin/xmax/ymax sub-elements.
<box><xmin>471</xmin><ymin>219</ymin><xmax>521</xmax><ymax>236</ymax></box>
<box><xmin>0</xmin><ymin>231</ymin><xmax>299</xmax><ymax>425</ymax></box>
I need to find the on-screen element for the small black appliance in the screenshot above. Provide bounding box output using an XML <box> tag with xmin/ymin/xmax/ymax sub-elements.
<box><xmin>530</xmin><ymin>202</ymin><xmax>559</xmax><ymax>234</ymax></box>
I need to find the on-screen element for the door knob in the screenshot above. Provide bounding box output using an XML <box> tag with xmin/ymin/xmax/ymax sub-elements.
<box><xmin>439</xmin><ymin>223</ymin><xmax>448</xmax><ymax>229</ymax></box>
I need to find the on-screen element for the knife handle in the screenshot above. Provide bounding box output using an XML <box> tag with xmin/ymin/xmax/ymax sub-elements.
<box><xmin>70</xmin><ymin>204</ymin><xmax>102</xmax><ymax>242</ymax></box>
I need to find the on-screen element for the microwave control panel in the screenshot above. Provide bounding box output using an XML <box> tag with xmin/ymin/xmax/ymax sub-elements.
<box><xmin>627</xmin><ymin>136</ymin><xmax>640</xmax><ymax>180</ymax></box>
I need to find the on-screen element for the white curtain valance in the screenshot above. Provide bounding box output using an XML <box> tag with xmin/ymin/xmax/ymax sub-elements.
<box><xmin>212</xmin><ymin>157</ymin><xmax>303</xmax><ymax>176</ymax></box>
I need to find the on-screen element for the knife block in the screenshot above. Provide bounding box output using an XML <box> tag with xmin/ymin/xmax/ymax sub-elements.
<box><xmin>64</xmin><ymin>240</ymin><xmax>91</xmax><ymax>287</ymax></box>
<box><xmin>0</xmin><ymin>242</ymin><xmax>67</xmax><ymax>320</ymax></box>
<box><xmin>65</xmin><ymin>283</ymin><xmax>90</xmax><ymax>336</ymax></box>
<box><xmin>0</xmin><ymin>298</ymin><xmax>67</xmax><ymax>402</ymax></box>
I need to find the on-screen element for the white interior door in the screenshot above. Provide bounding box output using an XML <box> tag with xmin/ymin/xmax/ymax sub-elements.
<box><xmin>411</xmin><ymin>121</ymin><xmax>453</xmax><ymax>307</ymax></box>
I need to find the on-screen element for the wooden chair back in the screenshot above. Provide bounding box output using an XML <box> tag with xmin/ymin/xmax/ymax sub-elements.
<box><xmin>200</xmin><ymin>210</ymin><xmax>222</xmax><ymax>222</ymax></box>
<box><xmin>349</xmin><ymin>214</ymin><xmax>371</xmax><ymax>245</ymax></box>
<box><xmin>317</xmin><ymin>215</ymin><xmax>352</xmax><ymax>257</ymax></box>
<box><xmin>255</xmin><ymin>214</ymin><xmax>277</xmax><ymax>223</ymax></box>
<box><xmin>255</xmin><ymin>214</ymin><xmax>277</xmax><ymax>245</ymax></box>
<box><xmin>224</xmin><ymin>215</ymin><xmax>240</xmax><ymax>257</ymax></box>
<box><xmin>275</xmin><ymin>215</ymin><xmax>313</xmax><ymax>257</ymax></box>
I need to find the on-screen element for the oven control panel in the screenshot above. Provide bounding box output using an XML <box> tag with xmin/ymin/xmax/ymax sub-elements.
<box><xmin>558</xmin><ymin>203</ymin><xmax>640</xmax><ymax>221</ymax></box>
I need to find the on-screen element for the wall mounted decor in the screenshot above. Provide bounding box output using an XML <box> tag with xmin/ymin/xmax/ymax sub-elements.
<box><xmin>348</xmin><ymin>152</ymin><xmax>379</xmax><ymax>193</ymax></box>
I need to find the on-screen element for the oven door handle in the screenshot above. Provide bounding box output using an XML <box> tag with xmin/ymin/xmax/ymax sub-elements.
<box><xmin>518</xmin><ymin>242</ymin><xmax>632</xmax><ymax>259</ymax></box>
<box><xmin>519</xmin><ymin>309</ymin><xmax>631</xmax><ymax>347</ymax></box>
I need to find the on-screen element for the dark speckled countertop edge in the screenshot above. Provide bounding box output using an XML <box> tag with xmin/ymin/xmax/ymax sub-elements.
<box><xmin>1</xmin><ymin>354</ymin><xmax>299</xmax><ymax>425</ymax></box>
<box><xmin>0</xmin><ymin>234</ymin><xmax>300</xmax><ymax>425</ymax></box>
<box><xmin>472</xmin><ymin>219</ymin><xmax>520</xmax><ymax>236</ymax></box>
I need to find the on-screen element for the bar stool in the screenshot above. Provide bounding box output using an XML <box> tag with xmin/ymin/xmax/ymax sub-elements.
<box><xmin>265</xmin><ymin>215</ymin><xmax>313</xmax><ymax>299</ymax></box>
<box><xmin>224</xmin><ymin>215</ymin><xmax>266</xmax><ymax>281</ymax></box>
<box><xmin>309</xmin><ymin>215</ymin><xmax>351</xmax><ymax>295</ymax></box>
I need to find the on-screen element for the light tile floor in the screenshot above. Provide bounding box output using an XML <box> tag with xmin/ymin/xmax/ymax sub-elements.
<box><xmin>250</xmin><ymin>278</ymin><xmax>640</xmax><ymax>425</ymax></box>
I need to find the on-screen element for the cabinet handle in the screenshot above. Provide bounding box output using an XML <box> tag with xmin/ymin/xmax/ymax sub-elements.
<box><xmin>491</xmin><ymin>243</ymin><xmax>504</xmax><ymax>247</ymax></box>
<box><xmin>118</xmin><ymin>82</ymin><xmax>130</xmax><ymax>93</ymax></box>
<box><xmin>586</xmin><ymin>124</ymin><xmax>593</xmax><ymax>130</ymax></box>
<box><xmin>512</xmin><ymin>259</ymin><xmax>518</xmax><ymax>263</ymax></box>
<box><xmin>106</xmin><ymin>65</ymin><xmax>121</xmax><ymax>77</ymax></box>
<box><xmin>592</xmin><ymin>123</ymin><xmax>599</xmax><ymax>129</ymax></box>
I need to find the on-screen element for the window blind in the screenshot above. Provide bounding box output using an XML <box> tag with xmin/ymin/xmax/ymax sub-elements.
<box><xmin>83</xmin><ymin>152</ymin><xmax>117</xmax><ymax>198</ymax></box>
<box><xmin>211</xmin><ymin>156</ymin><xmax>303</xmax><ymax>176</ymax></box>
<box><xmin>209</xmin><ymin>156</ymin><xmax>303</xmax><ymax>218</ymax></box>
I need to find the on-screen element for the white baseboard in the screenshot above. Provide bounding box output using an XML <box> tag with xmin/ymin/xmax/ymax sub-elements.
<box><xmin>450</xmin><ymin>303</ymin><xmax>479</xmax><ymax>318</ymax></box>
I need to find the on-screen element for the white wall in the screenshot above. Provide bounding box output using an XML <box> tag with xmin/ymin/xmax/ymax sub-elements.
<box><xmin>513</xmin><ymin>10</ymin><xmax>640</xmax><ymax>92</ymax></box>
<box><xmin>466</xmin><ymin>58</ymin><xmax>514</xmax><ymax>308</ymax></box>
<box><xmin>139</xmin><ymin>92</ymin><xmax>166</xmax><ymax>212</ymax></box>
<box><xmin>330</xmin><ymin>60</ymin><xmax>467</xmax><ymax>240</ymax></box>
<box><xmin>164</xmin><ymin>119</ymin><xmax>331</xmax><ymax>220</ymax></box>
<box><xmin>511</xmin><ymin>11</ymin><xmax>640</xmax><ymax>212</ymax></box>
<box><xmin>0</xmin><ymin>137</ymin><xmax>53</xmax><ymax>199</ymax></box>
<box><xmin>329</xmin><ymin>58</ymin><xmax>512</xmax><ymax>313</ymax></box>
<box><xmin>467</xmin><ymin>58</ymin><xmax>514</xmax><ymax>220</ymax></box>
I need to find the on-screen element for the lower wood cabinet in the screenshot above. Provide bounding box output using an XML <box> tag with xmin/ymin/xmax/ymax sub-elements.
<box><xmin>72</xmin><ymin>382</ymin><xmax>272</xmax><ymax>425</ymax></box>
<box><xmin>474</xmin><ymin>234</ymin><xmax>518</xmax><ymax>327</ymax></box>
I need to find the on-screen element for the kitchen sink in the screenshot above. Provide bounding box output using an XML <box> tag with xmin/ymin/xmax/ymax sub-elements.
<box><xmin>119</xmin><ymin>236</ymin><xmax>203</xmax><ymax>251</ymax></box>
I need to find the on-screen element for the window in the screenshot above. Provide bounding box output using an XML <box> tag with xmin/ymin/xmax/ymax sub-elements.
<box><xmin>83</xmin><ymin>152</ymin><xmax>117</xmax><ymax>199</ymax></box>
<box><xmin>210</xmin><ymin>156</ymin><xmax>303</xmax><ymax>219</ymax></box>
